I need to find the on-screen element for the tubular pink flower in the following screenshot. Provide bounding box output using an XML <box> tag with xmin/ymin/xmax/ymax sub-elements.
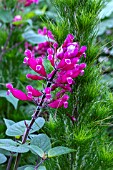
<box><xmin>26</xmin><ymin>74</ymin><xmax>44</xmax><ymax>80</ymax></box>
<box><xmin>48</xmin><ymin>94</ymin><xmax>69</xmax><ymax>109</ymax></box>
<box><xmin>47</xmin><ymin>55</ymin><xmax>55</xmax><ymax>67</ymax></box>
<box><xmin>6</xmin><ymin>83</ymin><xmax>31</xmax><ymax>101</ymax></box>
<box><xmin>26</xmin><ymin>85</ymin><xmax>42</xmax><ymax>97</ymax></box>
<box><xmin>77</xmin><ymin>46</ymin><xmax>87</xmax><ymax>58</ymax></box>
<box><xmin>24</xmin><ymin>49</ymin><xmax>32</xmax><ymax>58</ymax></box>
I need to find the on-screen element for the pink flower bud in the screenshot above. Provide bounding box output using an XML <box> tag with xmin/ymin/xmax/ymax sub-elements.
<box><xmin>6</xmin><ymin>83</ymin><xmax>13</xmax><ymax>89</ymax></box>
<box><xmin>13</xmin><ymin>15</ymin><xmax>22</xmax><ymax>22</ymax></box>
<box><xmin>24</xmin><ymin>49</ymin><xmax>32</xmax><ymax>58</ymax></box>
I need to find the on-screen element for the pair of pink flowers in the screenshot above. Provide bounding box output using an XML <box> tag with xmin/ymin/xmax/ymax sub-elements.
<box><xmin>6</xmin><ymin>30</ymin><xmax>87</xmax><ymax>109</ymax></box>
<box><xmin>18</xmin><ymin>0</ymin><xmax>39</xmax><ymax>7</ymax></box>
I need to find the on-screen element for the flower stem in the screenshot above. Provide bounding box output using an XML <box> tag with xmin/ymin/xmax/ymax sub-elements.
<box><xmin>13</xmin><ymin>69</ymin><xmax>57</xmax><ymax>170</ymax></box>
<box><xmin>34</xmin><ymin>159</ymin><xmax>45</xmax><ymax>170</ymax></box>
<box><xmin>6</xmin><ymin>155</ymin><xmax>13</xmax><ymax>170</ymax></box>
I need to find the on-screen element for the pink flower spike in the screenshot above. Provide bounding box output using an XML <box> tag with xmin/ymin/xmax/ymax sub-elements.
<box><xmin>24</xmin><ymin>49</ymin><xmax>32</xmax><ymax>58</ymax></box>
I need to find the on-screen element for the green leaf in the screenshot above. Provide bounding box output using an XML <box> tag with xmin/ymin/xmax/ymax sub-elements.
<box><xmin>24</xmin><ymin>168</ymin><xmax>34</xmax><ymax>170</ymax></box>
<box><xmin>0</xmin><ymin>10</ymin><xmax>13</xmax><ymax>23</ymax></box>
<box><xmin>6</xmin><ymin>117</ymin><xmax>45</xmax><ymax>136</ymax></box>
<box><xmin>28</xmin><ymin>145</ymin><xmax>44</xmax><ymax>158</ymax></box>
<box><xmin>22</xmin><ymin>30</ymin><xmax>54</xmax><ymax>44</ymax></box>
<box><xmin>4</xmin><ymin>118</ymin><xmax>15</xmax><ymax>129</ymax></box>
<box><xmin>0</xmin><ymin>139</ymin><xmax>17</xmax><ymax>145</ymax></box>
<box><xmin>31</xmin><ymin>134</ymin><xmax>51</xmax><ymax>153</ymax></box>
<box><xmin>97</xmin><ymin>18</ymin><xmax>113</xmax><ymax>35</ymax></box>
<box><xmin>0</xmin><ymin>143</ymin><xmax>29</xmax><ymax>153</ymax></box>
<box><xmin>0</xmin><ymin>153</ymin><xmax>7</xmax><ymax>164</ymax></box>
<box><xmin>48</xmin><ymin>146</ymin><xmax>75</xmax><ymax>158</ymax></box>
<box><xmin>17</xmin><ymin>165</ymin><xmax>34</xmax><ymax>170</ymax></box>
<box><xmin>99</xmin><ymin>1</ymin><xmax>113</xmax><ymax>19</ymax></box>
<box><xmin>38</xmin><ymin>166</ymin><xmax>46</xmax><ymax>170</ymax></box>
<box><xmin>0</xmin><ymin>90</ymin><xmax>19</xmax><ymax>109</ymax></box>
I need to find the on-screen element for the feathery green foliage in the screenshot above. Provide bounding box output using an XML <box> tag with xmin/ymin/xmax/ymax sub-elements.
<box><xmin>43</xmin><ymin>0</ymin><xmax>113</xmax><ymax>169</ymax></box>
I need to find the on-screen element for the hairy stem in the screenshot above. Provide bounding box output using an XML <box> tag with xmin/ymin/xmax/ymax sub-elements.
<box><xmin>34</xmin><ymin>159</ymin><xmax>45</xmax><ymax>170</ymax></box>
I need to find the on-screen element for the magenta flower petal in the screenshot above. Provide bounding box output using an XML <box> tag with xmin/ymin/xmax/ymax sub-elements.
<box><xmin>12</xmin><ymin>89</ymin><xmax>30</xmax><ymax>100</ymax></box>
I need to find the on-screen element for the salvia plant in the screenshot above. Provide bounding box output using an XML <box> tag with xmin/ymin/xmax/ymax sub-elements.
<box><xmin>0</xmin><ymin>28</ymin><xmax>87</xmax><ymax>169</ymax></box>
<box><xmin>1</xmin><ymin>0</ymin><xmax>113</xmax><ymax>170</ymax></box>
